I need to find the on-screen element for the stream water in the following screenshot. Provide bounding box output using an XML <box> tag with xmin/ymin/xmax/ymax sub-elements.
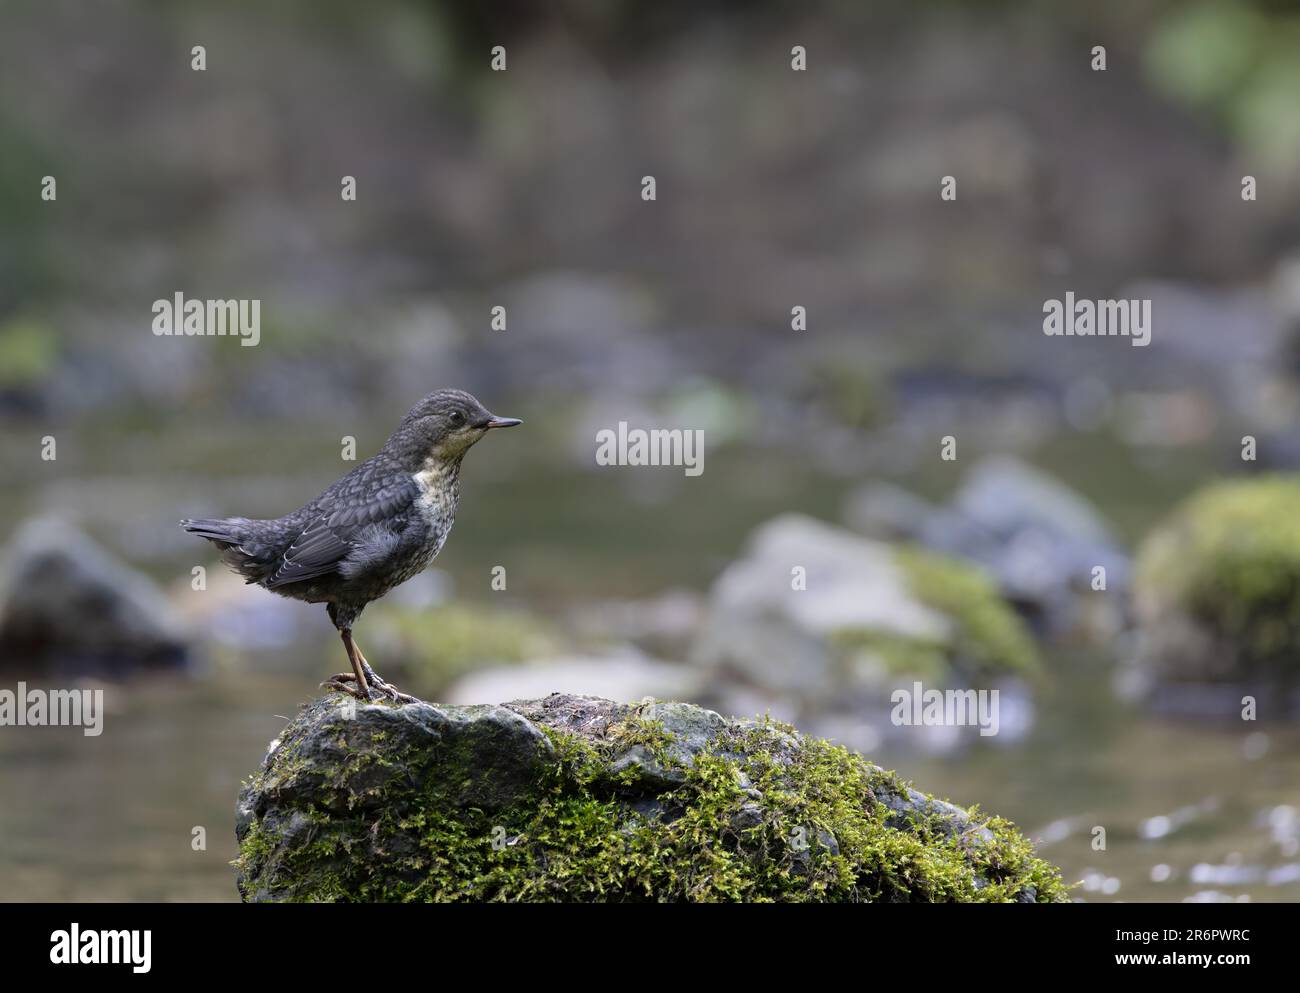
<box><xmin>1</xmin><ymin>423</ymin><xmax>1296</xmax><ymax>902</ymax></box>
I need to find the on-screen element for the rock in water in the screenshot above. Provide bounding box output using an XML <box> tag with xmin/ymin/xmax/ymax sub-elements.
<box><xmin>690</xmin><ymin>513</ymin><xmax>1039</xmax><ymax>752</ymax></box>
<box><xmin>845</xmin><ymin>457</ymin><xmax>1129</xmax><ymax>641</ymax></box>
<box><xmin>0</xmin><ymin>517</ymin><xmax>189</xmax><ymax>674</ymax></box>
<box><xmin>1131</xmin><ymin>476</ymin><xmax>1300</xmax><ymax>716</ymax></box>
<box><xmin>235</xmin><ymin>692</ymin><xmax>1068</xmax><ymax>902</ymax></box>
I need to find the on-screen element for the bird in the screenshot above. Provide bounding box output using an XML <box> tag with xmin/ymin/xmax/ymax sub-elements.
<box><xmin>181</xmin><ymin>388</ymin><xmax>520</xmax><ymax>702</ymax></box>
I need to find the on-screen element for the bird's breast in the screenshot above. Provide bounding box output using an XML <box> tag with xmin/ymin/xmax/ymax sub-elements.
<box><xmin>411</xmin><ymin>461</ymin><xmax>460</xmax><ymax>543</ymax></box>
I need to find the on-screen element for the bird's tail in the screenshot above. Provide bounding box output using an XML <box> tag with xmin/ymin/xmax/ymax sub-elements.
<box><xmin>179</xmin><ymin>517</ymin><xmax>242</xmax><ymax>543</ymax></box>
<box><xmin>180</xmin><ymin>517</ymin><xmax>273</xmax><ymax>583</ymax></box>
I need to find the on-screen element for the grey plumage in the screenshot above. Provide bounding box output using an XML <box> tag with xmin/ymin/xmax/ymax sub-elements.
<box><xmin>180</xmin><ymin>388</ymin><xmax>520</xmax><ymax>698</ymax></box>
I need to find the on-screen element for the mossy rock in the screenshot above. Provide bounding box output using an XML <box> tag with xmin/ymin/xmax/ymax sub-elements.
<box><xmin>697</xmin><ymin>515</ymin><xmax>1039</xmax><ymax>713</ymax></box>
<box><xmin>1134</xmin><ymin>476</ymin><xmax>1300</xmax><ymax>686</ymax></box>
<box><xmin>843</xmin><ymin>545</ymin><xmax>1040</xmax><ymax>684</ymax></box>
<box><xmin>235</xmin><ymin>692</ymin><xmax>1069</xmax><ymax>902</ymax></box>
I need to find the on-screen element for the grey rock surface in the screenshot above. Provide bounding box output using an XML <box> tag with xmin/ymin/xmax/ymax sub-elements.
<box><xmin>846</xmin><ymin>456</ymin><xmax>1129</xmax><ymax>639</ymax></box>
<box><xmin>0</xmin><ymin>517</ymin><xmax>190</xmax><ymax>673</ymax></box>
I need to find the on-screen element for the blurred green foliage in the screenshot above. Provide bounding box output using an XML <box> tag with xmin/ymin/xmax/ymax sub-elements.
<box><xmin>1146</xmin><ymin>0</ymin><xmax>1300</xmax><ymax>168</ymax></box>
<box><xmin>802</xmin><ymin>354</ymin><xmax>893</xmax><ymax>432</ymax></box>
<box><xmin>0</xmin><ymin>315</ymin><xmax>58</xmax><ymax>389</ymax></box>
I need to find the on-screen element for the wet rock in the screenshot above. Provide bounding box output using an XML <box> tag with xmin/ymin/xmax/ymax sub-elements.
<box><xmin>235</xmin><ymin>691</ymin><xmax>1067</xmax><ymax>902</ymax></box>
<box><xmin>846</xmin><ymin>456</ymin><xmax>1129</xmax><ymax>640</ymax></box>
<box><xmin>705</xmin><ymin>514</ymin><xmax>953</xmax><ymax>640</ymax></box>
<box><xmin>0</xmin><ymin>517</ymin><xmax>189</xmax><ymax>674</ymax></box>
<box><xmin>690</xmin><ymin>513</ymin><xmax>1039</xmax><ymax>751</ymax></box>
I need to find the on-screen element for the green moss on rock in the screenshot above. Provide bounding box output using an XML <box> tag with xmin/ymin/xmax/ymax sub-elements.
<box><xmin>1135</xmin><ymin>475</ymin><xmax>1300</xmax><ymax>683</ymax></box>
<box><xmin>896</xmin><ymin>545</ymin><xmax>1040</xmax><ymax>679</ymax></box>
<box><xmin>235</xmin><ymin>692</ymin><xmax>1068</xmax><ymax>903</ymax></box>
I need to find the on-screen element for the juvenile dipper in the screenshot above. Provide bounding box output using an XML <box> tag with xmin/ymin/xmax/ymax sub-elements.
<box><xmin>181</xmin><ymin>389</ymin><xmax>520</xmax><ymax>701</ymax></box>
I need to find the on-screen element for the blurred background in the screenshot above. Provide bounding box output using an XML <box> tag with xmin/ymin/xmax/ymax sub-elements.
<box><xmin>3</xmin><ymin>0</ymin><xmax>1300</xmax><ymax>902</ymax></box>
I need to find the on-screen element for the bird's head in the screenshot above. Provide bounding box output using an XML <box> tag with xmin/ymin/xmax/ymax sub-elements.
<box><xmin>387</xmin><ymin>389</ymin><xmax>521</xmax><ymax>467</ymax></box>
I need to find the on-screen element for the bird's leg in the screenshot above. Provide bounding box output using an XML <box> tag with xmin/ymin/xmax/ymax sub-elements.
<box><xmin>352</xmin><ymin>639</ymin><xmax>419</xmax><ymax>705</ymax></box>
<box><xmin>322</xmin><ymin>628</ymin><xmax>373</xmax><ymax>700</ymax></box>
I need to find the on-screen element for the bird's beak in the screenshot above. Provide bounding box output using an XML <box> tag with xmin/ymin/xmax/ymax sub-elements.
<box><xmin>484</xmin><ymin>415</ymin><xmax>522</xmax><ymax>429</ymax></box>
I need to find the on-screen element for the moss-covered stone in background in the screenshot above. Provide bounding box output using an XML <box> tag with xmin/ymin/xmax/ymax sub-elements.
<box><xmin>894</xmin><ymin>545</ymin><xmax>1040</xmax><ymax>679</ymax></box>
<box><xmin>695</xmin><ymin>515</ymin><xmax>1040</xmax><ymax>738</ymax></box>
<box><xmin>235</xmin><ymin>692</ymin><xmax>1070</xmax><ymax>902</ymax></box>
<box><xmin>1134</xmin><ymin>475</ymin><xmax>1300</xmax><ymax>686</ymax></box>
<box><xmin>828</xmin><ymin>547</ymin><xmax>1040</xmax><ymax>687</ymax></box>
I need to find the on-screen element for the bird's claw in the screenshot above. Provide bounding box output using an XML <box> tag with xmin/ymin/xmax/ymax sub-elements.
<box><xmin>369</xmin><ymin>678</ymin><xmax>420</xmax><ymax>705</ymax></box>
<box><xmin>320</xmin><ymin>672</ymin><xmax>418</xmax><ymax>705</ymax></box>
<box><xmin>321</xmin><ymin>673</ymin><xmax>376</xmax><ymax>701</ymax></box>
<box><xmin>359</xmin><ymin>659</ymin><xmax>420</xmax><ymax>704</ymax></box>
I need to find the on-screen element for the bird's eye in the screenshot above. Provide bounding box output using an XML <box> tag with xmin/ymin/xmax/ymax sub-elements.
<box><xmin>448</xmin><ymin>410</ymin><xmax>464</xmax><ymax>426</ymax></box>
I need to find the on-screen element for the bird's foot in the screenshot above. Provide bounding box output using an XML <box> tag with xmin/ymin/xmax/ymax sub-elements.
<box><xmin>358</xmin><ymin>662</ymin><xmax>420</xmax><ymax>705</ymax></box>
<box><xmin>320</xmin><ymin>673</ymin><xmax>376</xmax><ymax>701</ymax></box>
<box><xmin>322</xmin><ymin>670</ymin><xmax>418</xmax><ymax>705</ymax></box>
<box><xmin>368</xmin><ymin>678</ymin><xmax>420</xmax><ymax>705</ymax></box>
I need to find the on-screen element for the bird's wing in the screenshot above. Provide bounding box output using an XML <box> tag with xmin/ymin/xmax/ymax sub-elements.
<box><xmin>264</xmin><ymin>476</ymin><xmax>420</xmax><ymax>589</ymax></box>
